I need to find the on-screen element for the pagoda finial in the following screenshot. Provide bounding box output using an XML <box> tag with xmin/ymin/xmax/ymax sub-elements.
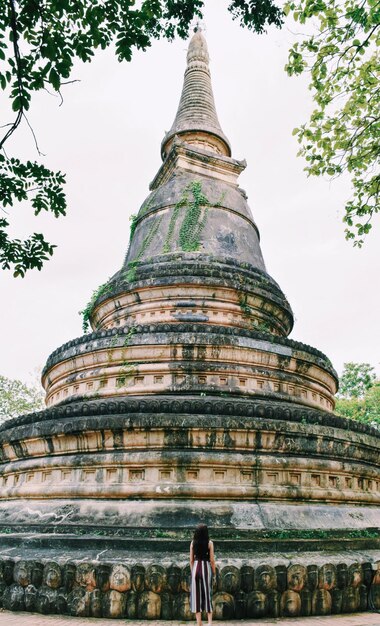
<box><xmin>161</xmin><ymin>29</ymin><xmax>231</xmax><ymax>160</ymax></box>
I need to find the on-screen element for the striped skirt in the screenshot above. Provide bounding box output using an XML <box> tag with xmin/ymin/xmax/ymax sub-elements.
<box><xmin>190</xmin><ymin>559</ymin><xmax>213</xmax><ymax>613</ymax></box>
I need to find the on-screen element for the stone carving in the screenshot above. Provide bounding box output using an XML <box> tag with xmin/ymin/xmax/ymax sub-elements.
<box><xmin>14</xmin><ymin>560</ymin><xmax>33</xmax><ymax>587</ymax></box>
<box><xmin>36</xmin><ymin>586</ymin><xmax>58</xmax><ymax>614</ymax></box>
<box><xmin>24</xmin><ymin>584</ymin><xmax>38</xmax><ymax>611</ymax></box>
<box><xmin>137</xmin><ymin>590</ymin><xmax>161</xmax><ymax>619</ymax></box>
<box><xmin>2</xmin><ymin>583</ymin><xmax>25</xmax><ymax>611</ymax></box>
<box><xmin>131</xmin><ymin>564</ymin><xmax>145</xmax><ymax>592</ymax></box>
<box><xmin>126</xmin><ymin>589</ymin><xmax>138</xmax><ymax>618</ymax></box>
<box><xmin>312</xmin><ymin>589</ymin><xmax>332</xmax><ymax>615</ymax></box>
<box><xmin>221</xmin><ymin>565</ymin><xmax>240</xmax><ymax>595</ymax></box>
<box><xmin>255</xmin><ymin>564</ymin><xmax>277</xmax><ymax>593</ymax></box>
<box><xmin>67</xmin><ymin>587</ymin><xmax>90</xmax><ymax>617</ymax></box>
<box><xmin>102</xmin><ymin>589</ymin><xmax>126</xmax><ymax>618</ymax></box>
<box><xmin>145</xmin><ymin>564</ymin><xmax>166</xmax><ymax>593</ymax></box>
<box><xmin>173</xmin><ymin>592</ymin><xmax>192</xmax><ymax>621</ymax></box>
<box><xmin>288</xmin><ymin>564</ymin><xmax>307</xmax><ymax>592</ymax></box>
<box><xmin>0</xmin><ymin>557</ymin><xmax>378</xmax><ymax>619</ymax></box>
<box><xmin>240</xmin><ymin>565</ymin><xmax>254</xmax><ymax>592</ymax></box>
<box><xmin>167</xmin><ymin>565</ymin><xmax>181</xmax><ymax>594</ymax></box>
<box><xmin>281</xmin><ymin>590</ymin><xmax>301</xmax><ymax>616</ymax></box>
<box><xmin>161</xmin><ymin>592</ymin><xmax>173</xmax><ymax>619</ymax></box>
<box><xmin>318</xmin><ymin>563</ymin><xmax>337</xmax><ymax>591</ymax></box>
<box><xmin>62</xmin><ymin>563</ymin><xmax>76</xmax><ymax>592</ymax></box>
<box><xmin>89</xmin><ymin>589</ymin><xmax>102</xmax><ymax>617</ymax></box>
<box><xmin>213</xmin><ymin>591</ymin><xmax>235</xmax><ymax>619</ymax></box>
<box><xmin>342</xmin><ymin>586</ymin><xmax>360</xmax><ymax>612</ymax></box>
<box><xmin>31</xmin><ymin>562</ymin><xmax>44</xmax><ymax>588</ymax></box>
<box><xmin>331</xmin><ymin>588</ymin><xmax>343</xmax><ymax>613</ymax></box>
<box><xmin>348</xmin><ymin>563</ymin><xmax>363</xmax><ymax>588</ymax></box>
<box><xmin>75</xmin><ymin>563</ymin><xmax>97</xmax><ymax>591</ymax></box>
<box><xmin>235</xmin><ymin>590</ymin><xmax>247</xmax><ymax>618</ymax></box>
<box><xmin>95</xmin><ymin>563</ymin><xmax>111</xmax><ymax>592</ymax></box>
<box><xmin>43</xmin><ymin>562</ymin><xmax>62</xmax><ymax>589</ymax></box>
<box><xmin>109</xmin><ymin>564</ymin><xmax>131</xmax><ymax>592</ymax></box>
<box><xmin>246</xmin><ymin>590</ymin><xmax>267</xmax><ymax>618</ymax></box>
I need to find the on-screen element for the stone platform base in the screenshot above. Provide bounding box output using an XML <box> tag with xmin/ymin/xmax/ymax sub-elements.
<box><xmin>0</xmin><ymin>546</ymin><xmax>379</xmax><ymax>620</ymax></box>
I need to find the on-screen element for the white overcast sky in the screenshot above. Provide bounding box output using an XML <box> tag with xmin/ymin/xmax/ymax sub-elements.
<box><xmin>1</xmin><ymin>0</ymin><xmax>379</xmax><ymax>391</ymax></box>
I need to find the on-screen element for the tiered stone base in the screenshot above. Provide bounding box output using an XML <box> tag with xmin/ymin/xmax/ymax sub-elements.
<box><xmin>0</xmin><ymin>549</ymin><xmax>379</xmax><ymax>620</ymax></box>
<box><xmin>0</xmin><ymin>396</ymin><xmax>379</xmax><ymax>619</ymax></box>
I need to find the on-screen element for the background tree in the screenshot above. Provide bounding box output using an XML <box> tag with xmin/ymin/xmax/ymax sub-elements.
<box><xmin>1</xmin><ymin>0</ymin><xmax>378</xmax><ymax>277</ymax></box>
<box><xmin>0</xmin><ymin>373</ymin><xmax>44</xmax><ymax>424</ymax></box>
<box><xmin>338</xmin><ymin>361</ymin><xmax>376</xmax><ymax>398</ymax></box>
<box><xmin>285</xmin><ymin>0</ymin><xmax>379</xmax><ymax>246</ymax></box>
<box><xmin>335</xmin><ymin>362</ymin><xmax>379</xmax><ymax>428</ymax></box>
<box><xmin>0</xmin><ymin>0</ymin><xmax>283</xmax><ymax>277</ymax></box>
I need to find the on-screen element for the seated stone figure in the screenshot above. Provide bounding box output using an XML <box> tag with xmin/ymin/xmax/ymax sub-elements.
<box><xmin>331</xmin><ymin>588</ymin><xmax>343</xmax><ymax>614</ymax></box>
<box><xmin>137</xmin><ymin>590</ymin><xmax>161</xmax><ymax>619</ymax></box>
<box><xmin>255</xmin><ymin>564</ymin><xmax>277</xmax><ymax>594</ymax></box>
<box><xmin>221</xmin><ymin>565</ymin><xmax>240</xmax><ymax>595</ymax></box>
<box><xmin>300</xmin><ymin>589</ymin><xmax>312</xmax><ymax>616</ymax></box>
<box><xmin>109</xmin><ymin>563</ymin><xmax>131</xmax><ymax>592</ymax></box>
<box><xmin>235</xmin><ymin>590</ymin><xmax>247</xmax><ymax>619</ymax></box>
<box><xmin>281</xmin><ymin>590</ymin><xmax>301</xmax><ymax>617</ymax></box>
<box><xmin>181</xmin><ymin>564</ymin><xmax>191</xmax><ymax>593</ymax></box>
<box><xmin>240</xmin><ymin>565</ymin><xmax>254</xmax><ymax>593</ymax></box>
<box><xmin>370</xmin><ymin>561</ymin><xmax>380</xmax><ymax>609</ymax></box>
<box><xmin>161</xmin><ymin>592</ymin><xmax>174</xmax><ymax>619</ymax></box>
<box><xmin>288</xmin><ymin>565</ymin><xmax>307</xmax><ymax>592</ymax></box>
<box><xmin>213</xmin><ymin>591</ymin><xmax>235</xmax><ymax>619</ymax></box>
<box><xmin>342</xmin><ymin>586</ymin><xmax>360</xmax><ymax>613</ymax></box>
<box><xmin>62</xmin><ymin>563</ymin><xmax>76</xmax><ymax>592</ymax></box>
<box><xmin>67</xmin><ymin>587</ymin><xmax>90</xmax><ymax>617</ymax></box>
<box><xmin>95</xmin><ymin>563</ymin><xmax>111</xmax><ymax>592</ymax></box>
<box><xmin>307</xmin><ymin>565</ymin><xmax>319</xmax><ymax>591</ymax></box>
<box><xmin>56</xmin><ymin>588</ymin><xmax>68</xmax><ymax>615</ymax></box>
<box><xmin>24</xmin><ymin>584</ymin><xmax>38</xmax><ymax>611</ymax></box>
<box><xmin>31</xmin><ymin>562</ymin><xmax>44</xmax><ymax>588</ymax></box>
<box><xmin>75</xmin><ymin>563</ymin><xmax>97</xmax><ymax>591</ymax></box>
<box><xmin>126</xmin><ymin>590</ymin><xmax>138</xmax><ymax>619</ymax></box>
<box><xmin>2</xmin><ymin>583</ymin><xmax>25</xmax><ymax>611</ymax></box>
<box><xmin>102</xmin><ymin>589</ymin><xmax>126</xmax><ymax>618</ymax></box>
<box><xmin>167</xmin><ymin>565</ymin><xmax>182</xmax><ymax>594</ymax></box>
<box><xmin>43</xmin><ymin>562</ymin><xmax>62</xmax><ymax>589</ymax></box>
<box><xmin>36</xmin><ymin>585</ymin><xmax>58</xmax><ymax>614</ymax></box>
<box><xmin>173</xmin><ymin>592</ymin><xmax>192</xmax><ymax>621</ymax></box>
<box><xmin>246</xmin><ymin>590</ymin><xmax>268</xmax><ymax>618</ymax></box>
<box><xmin>14</xmin><ymin>560</ymin><xmax>33</xmax><ymax>587</ymax></box>
<box><xmin>337</xmin><ymin>563</ymin><xmax>348</xmax><ymax>589</ymax></box>
<box><xmin>89</xmin><ymin>589</ymin><xmax>102</xmax><ymax>617</ymax></box>
<box><xmin>312</xmin><ymin>589</ymin><xmax>332</xmax><ymax>615</ymax></box>
<box><xmin>318</xmin><ymin>563</ymin><xmax>337</xmax><ymax>591</ymax></box>
<box><xmin>131</xmin><ymin>564</ymin><xmax>145</xmax><ymax>592</ymax></box>
<box><xmin>348</xmin><ymin>563</ymin><xmax>363</xmax><ymax>588</ymax></box>
<box><xmin>145</xmin><ymin>564</ymin><xmax>166</xmax><ymax>594</ymax></box>
<box><xmin>275</xmin><ymin>565</ymin><xmax>287</xmax><ymax>593</ymax></box>
<box><xmin>267</xmin><ymin>590</ymin><xmax>281</xmax><ymax>617</ymax></box>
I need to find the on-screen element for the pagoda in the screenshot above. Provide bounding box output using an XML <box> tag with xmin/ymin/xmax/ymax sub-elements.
<box><xmin>0</xmin><ymin>29</ymin><xmax>379</xmax><ymax>621</ymax></box>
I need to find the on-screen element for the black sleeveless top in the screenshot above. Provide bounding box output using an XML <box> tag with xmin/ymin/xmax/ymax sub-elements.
<box><xmin>193</xmin><ymin>540</ymin><xmax>210</xmax><ymax>561</ymax></box>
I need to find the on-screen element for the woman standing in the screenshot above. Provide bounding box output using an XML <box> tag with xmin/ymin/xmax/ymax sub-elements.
<box><xmin>190</xmin><ymin>524</ymin><xmax>216</xmax><ymax>626</ymax></box>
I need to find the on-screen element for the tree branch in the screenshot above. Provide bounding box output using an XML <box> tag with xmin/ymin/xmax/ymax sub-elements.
<box><xmin>0</xmin><ymin>0</ymin><xmax>24</xmax><ymax>150</ymax></box>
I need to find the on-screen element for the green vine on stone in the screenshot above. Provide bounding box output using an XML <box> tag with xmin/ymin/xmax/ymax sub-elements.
<box><xmin>129</xmin><ymin>213</ymin><xmax>138</xmax><ymax>244</ymax></box>
<box><xmin>79</xmin><ymin>280</ymin><xmax>113</xmax><ymax>334</ymax></box>
<box><xmin>179</xmin><ymin>181</ymin><xmax>209</xmax><ymax>252</ymax></box>
<box><xmin>163</xmin><ymin>191</ymin><xmax>188</xmax><ymax>253</ymax></box>
<box><xmin>163</xmin><ymin>180</ymin><xmax>213</xmax><ymax>255</ymax></box>
<box><xmin>125</xmin><ymin>215</ymin><xmax>162</xmax><ymax>282</ymax></box>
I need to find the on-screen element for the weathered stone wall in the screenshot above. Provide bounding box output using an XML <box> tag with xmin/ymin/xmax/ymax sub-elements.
<box><xmin>0</xmin><ymin>558</ymin><xmax>379</xmax><ymax>619</ymax></box>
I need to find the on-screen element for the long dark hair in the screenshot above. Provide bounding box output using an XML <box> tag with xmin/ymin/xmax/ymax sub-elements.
<box><xmin>193</xmin><ymin>524</ymin><xmax>209</xmax><ymax>559</ymax></box>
